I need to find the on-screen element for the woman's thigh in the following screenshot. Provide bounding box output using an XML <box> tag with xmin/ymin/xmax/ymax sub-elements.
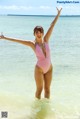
<box><xmin>44</xmin><ymin>65</ymin><xmax>53</xmax><ymax>89</ymax></box>
<box><xmin>34</xmin><ymin>65</ymin><xmax>44</xmax><ymax>89</ymax></box>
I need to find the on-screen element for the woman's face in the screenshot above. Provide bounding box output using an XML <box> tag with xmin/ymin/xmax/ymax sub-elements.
<box><xmin>34</xmin><ymin>31</ymin><xmax>44</xmax><ymax>40</ymax></box>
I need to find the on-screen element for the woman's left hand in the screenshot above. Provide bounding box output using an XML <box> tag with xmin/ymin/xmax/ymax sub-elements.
<box><xmin>56</xmin><ymin>7</ymin><xmax>62</xmax><ymax>15</ymax></box>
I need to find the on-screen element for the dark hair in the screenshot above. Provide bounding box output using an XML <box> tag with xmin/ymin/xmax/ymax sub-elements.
<box><xmin>33</xmin><ymin>26</ymin><xmax>44</xmax><ymax>34</ymax></box>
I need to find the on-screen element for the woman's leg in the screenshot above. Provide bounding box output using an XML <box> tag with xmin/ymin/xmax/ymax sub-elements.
<box><xmin>44</xmin><ymin>66</ymin><xmax>53</xmax><ymax>98</ymax></box>
<box><xmin>34</xmin><ymin>65</ymin><xmax>44</xmax><ymax>99</ymax></box>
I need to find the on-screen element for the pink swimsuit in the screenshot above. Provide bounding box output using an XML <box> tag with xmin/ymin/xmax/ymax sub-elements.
<box><xmin>35</xmin><ymin>42</ymin><xmax>51</xmax><ymax>74</ymax></box>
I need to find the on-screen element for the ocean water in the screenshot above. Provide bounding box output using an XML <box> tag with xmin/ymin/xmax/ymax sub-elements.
<box><xmin>0</xmin><ymin>15</ymin><xmax>80</xmax><ymax>119</ymax></box>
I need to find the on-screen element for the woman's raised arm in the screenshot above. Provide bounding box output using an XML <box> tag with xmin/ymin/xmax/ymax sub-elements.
<box><xmin>44</xmin><ymin>7</ymin><xmax>62</xmax><ymax>43</ymax></box>
<box><xmin>0</xmin><ymin>34</ymin><xmax>35</xmax><ymax>51</ymax></box>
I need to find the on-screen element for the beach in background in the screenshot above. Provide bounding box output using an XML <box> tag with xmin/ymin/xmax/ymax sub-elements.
<box><xmin>0</xmin><ymin>15</ymin><xmax>80</xmax><ymax>119</ymax></box>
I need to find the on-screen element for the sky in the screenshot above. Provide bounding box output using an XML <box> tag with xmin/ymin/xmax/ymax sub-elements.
<box><xmin>0</xmin><ymin>0</ymin><xmax>80</xmax><ymax>15</ymax></box>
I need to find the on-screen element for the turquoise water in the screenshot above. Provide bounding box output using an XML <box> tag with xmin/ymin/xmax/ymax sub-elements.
<box><xmin>0</xmin><ymin>15</ymin><xmax>80</xmax><ymax>119</ymax></box>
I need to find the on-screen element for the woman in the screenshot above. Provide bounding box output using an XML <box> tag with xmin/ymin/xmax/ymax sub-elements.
<box><xmin>0</xmin><ymin>7</ymin><xmax>62</xmax><ymax>99</ymax></box>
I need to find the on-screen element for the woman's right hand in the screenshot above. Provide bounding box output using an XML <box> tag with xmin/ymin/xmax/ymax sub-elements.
<box><xmin>0</xmin><ymin>33</ymin><xmax>4</xmax><ymax>39</ymax></box>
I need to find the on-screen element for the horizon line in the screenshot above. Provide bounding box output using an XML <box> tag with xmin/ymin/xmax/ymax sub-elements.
<box><xmin>0</xmin><ymin>14</ymin><xmax>80</xmax><ymax>17</ymax></box>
